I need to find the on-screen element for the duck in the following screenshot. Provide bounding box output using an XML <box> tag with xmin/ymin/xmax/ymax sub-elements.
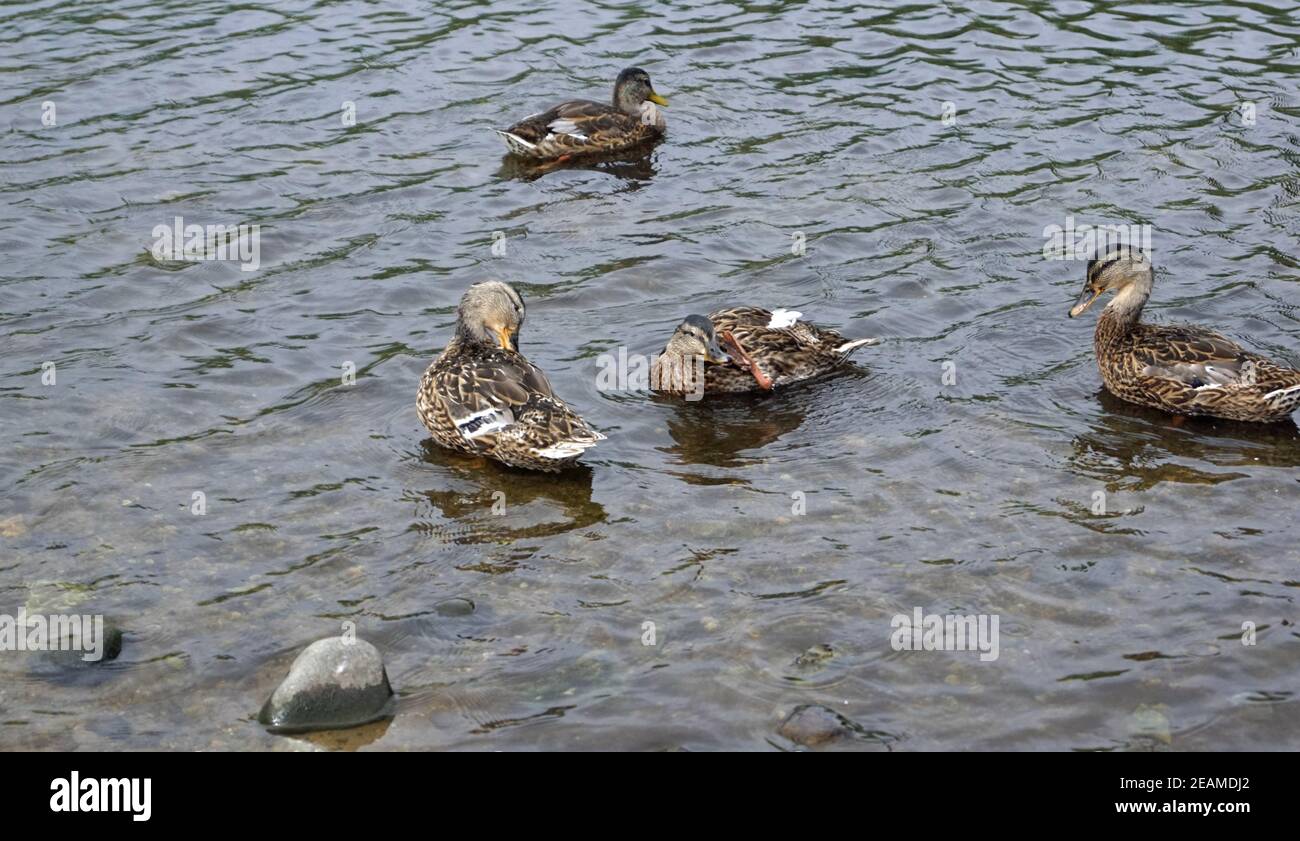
<box><xmin>495</xmin><ymin>67</ymin><xmax>668</xmax><ymax>160</ymax></box>
<box><xmin>417</xmin><ymin>281</ymin><xmax>605</xmax><ymax>471</ymax></box>
<box><xmin>1069</xmin><ymin>247</ymin><xmax>1300</xmax><ymax>422</ymax></box>
<box><xmin>651</xmin><ymin>307</ymin><xmax>876</xmax><ymax>397</ymax></box>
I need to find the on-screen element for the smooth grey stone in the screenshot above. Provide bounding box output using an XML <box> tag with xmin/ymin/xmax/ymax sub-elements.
<box><xmin>434</xmin><ymin>597</ymin><xmax>475</xmax><ymax>617</ymax></box>
<box><xmin>258</xmin><ymin>637</ymin><xmax>394</xmax><ymax>733</ymax></box>
<box><xmin>25</xmin><ymin>620</ymin><xmax>125</xmax><ymax>686</ymax></box>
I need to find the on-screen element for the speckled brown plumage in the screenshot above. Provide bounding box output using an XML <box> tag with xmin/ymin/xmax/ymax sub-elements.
<box><xmin>652</xmin><ymin>306</ymin><xmax>876</xmax><ymax>396</ymax></box>
<box><xmin>495</xmin><ymin>68</ymin><xmax>667</xmax><ymax>160</ymax></box>
<box><xmin>417</xmin><ymin>282</ymin><xmax>604</xmax><ymax>471</ymax></box>
<box><xmin>1072</xmin><ymin>250</ymin><xmax>1300</xmax><ymax>423</ymax></box>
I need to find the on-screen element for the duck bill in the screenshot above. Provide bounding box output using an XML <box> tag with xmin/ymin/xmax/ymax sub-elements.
<box><xmin>647</xmin><ymin>92</ymin><xmax>669</xmax><ymax>107</ymax></box>
<box><xmin>495</xmin><ymin>326</ymin><xmax>516</xmax><ymax>350</ymax></box>
<box><xmin>1069</xmin><ymin>287</ymin><xmax>1101</xmax><ymax>318</ymax></box>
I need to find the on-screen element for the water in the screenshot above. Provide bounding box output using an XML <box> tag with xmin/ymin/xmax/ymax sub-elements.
<box><xmin>2</xmin><ymin>0</ymin><xmax>1298</xmax><ymax>750</ymax></box>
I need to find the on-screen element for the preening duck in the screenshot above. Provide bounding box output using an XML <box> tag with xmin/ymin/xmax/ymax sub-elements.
<box><xmin>417</xmin><ymin>281</ymin><xmax>605</xmax><ymax>471</ymax></box>
<box><xmin>652</xmin><ymin>307</ymin><xmax>876</xmax><ymax>397</ymax></box>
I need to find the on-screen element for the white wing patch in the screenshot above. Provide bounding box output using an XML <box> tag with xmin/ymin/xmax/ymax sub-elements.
<box><xmin>767</xmin><ymin>309</ymin><xmax>802</xmax><ymax>329</ymax></box>
<box><xmin>1200</xmin><ymin>362</ymin><xmax>1256</xmax><ymax>386</ymax></box>
<box><xmin>456</xmin><ymin>407</ymin><xmax>513</xmax><ymax>440</ymax></box>
<box><xmin>547</xmin><ymin>118</ymin><xmax>589</xmax><ymax>141</ymax></box>
<box><xmin>1143</xmin><ymin>360</ymin><xmax>1259</xmax><ymax>389</ymax></box>
<box><xmin>1265</xmin><ymin>384</ymin><xmax>1300</xmax><ymax>400</ymax></box>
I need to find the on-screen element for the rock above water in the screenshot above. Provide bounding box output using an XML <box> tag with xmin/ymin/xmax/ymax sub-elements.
<box><xmin>25</xmin><ymin>619</ymin><xmax>125</xmax><ymax>685</ymax></box>
<box><xmin>258</xmin><ymin>637</ymin><xmax>394</xmax><ymax>733</ymax></box>
<box><xmin>43</xmin><ymin>622</ymin><xmax>124</xmax><ymax>666</ymax></box>
<box><xmin>777</xmin><ymin>704</ymin><xmax>862</xmax><ymax>748</ymax></box>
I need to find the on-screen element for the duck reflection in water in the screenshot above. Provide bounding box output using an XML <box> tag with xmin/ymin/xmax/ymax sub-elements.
<box><xmin>656</xmin><ymin>391</ymin><xmax>810</xmax><ymax>469</ymax></box>
<box><xmin>1071</xmin><ymin>389</ymin><xmax>1300</xmax><ymax>491</ymax></box>
<box><xmin>496</xmin><ymin>147</ymin><xmax>658</xmax><ymax>182</ymax></box>
<box><xmin>413</xmin><ymin>440</ymin><xmax>606</xmax><ymax>543</ymax></box>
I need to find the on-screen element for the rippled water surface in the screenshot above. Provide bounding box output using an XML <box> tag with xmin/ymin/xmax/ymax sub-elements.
<box><xmin>3</xmin><ymin>0</ymin><xmax>1299</xmax><ymax>750</ymax></box>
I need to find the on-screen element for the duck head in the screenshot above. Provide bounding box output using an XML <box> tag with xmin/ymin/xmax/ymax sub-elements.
<box><xmin>613</xmin><ymin>67</ymin><xmax>668</xmax><ymax>115</ymax></box>
<box><xmin>1069</xmin><ymin>247</ymin><xmax>1154</xmax><ymax>318</ymax></box>
<box><xmin>664</xmin><ymin>314</ymin><xmax>731</xmax><ymax>365</ymax></box>
<box><xmin>456</xmin><ymin>280</ymin><xmax>525</xmax><ymax>351</ymax></box>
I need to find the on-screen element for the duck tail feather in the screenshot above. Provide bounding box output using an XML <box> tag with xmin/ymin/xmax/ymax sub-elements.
<box><xmin>496</xmin><ymin>130</ymin><xmax>538</xmax><ymax>156</ymax></box>
<box><xmin>835</xmin><ymin>337</ymin><xmax>879</xmax><ymax>355</ymax></box>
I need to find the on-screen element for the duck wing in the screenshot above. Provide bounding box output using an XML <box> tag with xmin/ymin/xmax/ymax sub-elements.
<box><xmin>440</xmin><ymin>352</ymin><xmax>603</xmax><ymax>461</ymax></box>
<box><xmin>500</xmin><ymin>100</ymin><xmax>643</xmax><ymax>154</ymax></box>
<box><xmin>1132</xmin><ymin>324</ymin><xmax>1255</xmax><ymax>386</ymax></box>
<box><xmin>711</xmin><ymin>306</ymin><xmax>872</xmax><ymax>386</ymax></box>
<box><xmin>1119</xmin><ymin>323</ymin><xmax>1300</xmax><ymax>419</ymax></box>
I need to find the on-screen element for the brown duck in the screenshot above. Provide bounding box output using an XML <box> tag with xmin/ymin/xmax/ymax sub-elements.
<box><xmin>495</xmin><ymin>67</ymin><xmax>668</xmax><ymax>160</ymax></box>
<box><xmin>651</xmin><ymin>307</ymin><xmax>876</xmax><ymax>397</ymax></box>
<box><xmin>1069</xmin><ymin>248</ymin><xmax>1300</xmax><ymax>422</ymax></box>
<box><xmin>417</xmin><ymin>281</ymin><xmax>604</xmax><ymax>471</ymax></box>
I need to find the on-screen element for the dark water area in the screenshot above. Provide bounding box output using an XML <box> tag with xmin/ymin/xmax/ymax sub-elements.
<box><xmin>1</xmin><ymin>0</ymin><xmax>1298</xmax><ymax>750</ymax></box>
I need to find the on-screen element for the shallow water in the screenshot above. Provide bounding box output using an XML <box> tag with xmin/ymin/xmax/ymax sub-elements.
<box><xmin>2</xmin><ymin>0</ymin><xmax>1299</xmax><ymax>750</ymax></box>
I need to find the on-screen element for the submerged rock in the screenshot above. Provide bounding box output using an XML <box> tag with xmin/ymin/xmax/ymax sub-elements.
<box><xmin>779</xmin><ymin>705</ymin><xmax>853</xmax><ymax>746</ymax></box>
<box><xmin>1128</xmin><ymin>704</ymin><xmax>1172</xmax><ymax>746</ymax></box>
<box><xmin>792</xmin><ymin>643</ymin><xmax>835</xmax><ymax>671</ymax></box>
<box><xmin>0</xmin><ymin>515</ymin><xmax>26</xmax><ymax>537</ymax></box>
<box><xmin>434</xmin><ymin>597</ymin><xmax>475</xmax><ymax>617</ymax></box>
<box><xmin>258</xmin><ymin>637</ymin><xmax>394</xmax><ymax>733</ymax></box>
